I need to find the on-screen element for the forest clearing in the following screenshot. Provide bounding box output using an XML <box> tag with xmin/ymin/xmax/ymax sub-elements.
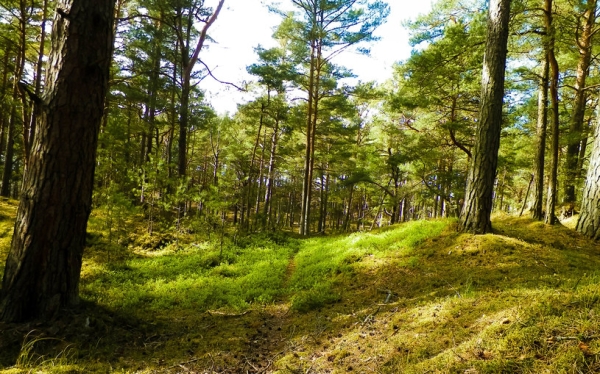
<box><xmin>2</xmin><ymin>198</ymin><xmax>600</xmax><ymax>373</ymax></box>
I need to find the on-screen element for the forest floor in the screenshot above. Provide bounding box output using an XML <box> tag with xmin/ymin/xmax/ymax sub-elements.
<box><xmin>1</xmin><ymin>199</ymin><xmax>600</xmax><ymax>373</ymax></box>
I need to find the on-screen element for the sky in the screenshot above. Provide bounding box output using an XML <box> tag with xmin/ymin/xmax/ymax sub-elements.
<box><xmin>199</xmin><ymin>0</ymin><xmax>434</xmax><ymax>114</ymax></box>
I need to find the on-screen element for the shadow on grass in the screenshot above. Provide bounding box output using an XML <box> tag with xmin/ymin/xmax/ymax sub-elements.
<box><xmin>1</xmin><ymin>215</ymin><xmax>600</xmax><ymax>373</ymax></box>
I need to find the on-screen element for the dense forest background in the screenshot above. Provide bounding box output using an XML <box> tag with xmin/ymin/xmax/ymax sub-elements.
<box><xmin>1</xmin><ymin>0</ymin><xmax>597</xmax><ymax>237</ymax></box>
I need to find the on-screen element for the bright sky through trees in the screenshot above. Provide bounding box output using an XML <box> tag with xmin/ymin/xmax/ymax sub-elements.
<box><xmin>202</xmin><ymin>0</ymin><xmax>434</xmax><ymax>114</ymax></box>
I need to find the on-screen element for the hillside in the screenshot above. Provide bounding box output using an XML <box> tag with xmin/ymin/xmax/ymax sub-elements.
<box><xmin>1</xmin><ymin>201</ymin><xmax>600</xmax><ymax>373</ymax></box>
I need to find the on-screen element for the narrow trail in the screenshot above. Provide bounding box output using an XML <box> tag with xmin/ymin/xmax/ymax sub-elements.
<box><xmin>237</xmin><ymin>253</ymin><xmax>299</xmax><ymax>373</ymax></box>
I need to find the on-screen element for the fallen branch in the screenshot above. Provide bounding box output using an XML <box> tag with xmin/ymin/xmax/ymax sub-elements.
<box><xmin>361</xmin><ymin>306</ymin><xmax>381</xmax><ymax>326</ymax></box>
<box><xmin>167</xmin><ymin>357</ymin><xmax>199</xmax><ymax>369</ymax></box>
<box><xmin>206</xmin><ymin>310</ymin><xmax>249</xmax><ymax>317</ymax></box>
<box><xmin>546</xmin><ymin>336</ymin><xmax>578</xmax><ymax>344</ymax></box>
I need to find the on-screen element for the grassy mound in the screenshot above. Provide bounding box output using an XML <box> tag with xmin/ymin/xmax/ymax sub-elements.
<box><xmin>1</xmin><ymin>205</ymin><xmax>600</xmax><ymax>373</ymax></box>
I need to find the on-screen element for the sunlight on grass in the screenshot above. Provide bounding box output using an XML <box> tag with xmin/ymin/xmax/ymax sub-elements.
<box><xmin>287</xmin><ymin>219</ymin><xmax>451</xmax><ymax>312</ymax></box>
<box><xmin>0</xmin><ymin>198</ymin><xmax>17</xmax><ymax>279</ymax></box>
<box><xmin>3</xmin><ymin>209</ymin><xmax>600</xmax><ymax>373</ymax></box>
<box><xmin>81</xmin><ymin>240</ymin><xmax>297</xmax><ymax>313</ymax></box>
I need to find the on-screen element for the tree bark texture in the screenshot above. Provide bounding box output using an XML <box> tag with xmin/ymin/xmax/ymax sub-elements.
<box><xmin>563</xmin><ymin>0</ymin><xmax>597</xmax><ymax>204</ymax></box>
<box><xmin>577</xmin><ymin>113</ymin><xmax>600</xmax><ymax>239</ymax></box>
<box><xmin>0</xmin><ymin>0</ymin><xmax>116</xmax><ymax>322</ymax></box>
<box><xmin>460</xmin><ymin>0</ymin><xmax>511</xmax><ymax>234</ymax></box>
<box><xmin>531</xmin><ymin>56</ymin><xmax>549</xmax><ymax>220</ymax></box>
<box><xmin>544</xmin><ymin>0</ymin><xmax>560</xmax><ymax>225</ymax></box>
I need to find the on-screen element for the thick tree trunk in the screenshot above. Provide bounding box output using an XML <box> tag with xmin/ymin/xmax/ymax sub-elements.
<box><xmin>563</xmin><ymin>0</ymin><xmax>596</xmax><ymax>204</ymax></box>
<box><xmin>0</xmin><ymin>0</ymin><xmax>116</xmax><ymax>322</ymax></box>
<box><xmin>577</xmin><ymin>113</ymin><xmax>600</xmax><ymax>239</ymax></box>
<box><xmin>460</xmin><ymin>0</ymin><xmax>511</xmax><ymax>234</ymax></box>
<box><xmin>531</xmin><ymin>56</ymin><xmax>549</xmax><ymax>220</ymax></box>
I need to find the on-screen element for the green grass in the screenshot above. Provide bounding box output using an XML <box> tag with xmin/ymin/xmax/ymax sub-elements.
<box><xmin>2</xmin><ymin>205</ymin><xmax>600</xmax><ymax>373</ymax></box>
<box><xmin>81</xmin><ymin>236</ymin><xmax>299</xmax><ymax>313</ymax></box>
<box><xmin>0</xmin><ymin>198</ymin><xmax>17</xmax><ymax>278</ymax></box>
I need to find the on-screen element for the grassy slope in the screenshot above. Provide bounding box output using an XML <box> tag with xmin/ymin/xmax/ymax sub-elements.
<box><xmin>0</xmin><ymin>202</ymin><xmax>600</xmax><ymax>373</ymax></box>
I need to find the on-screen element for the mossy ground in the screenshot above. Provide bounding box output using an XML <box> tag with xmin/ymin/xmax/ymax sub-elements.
<box><xmin>1</xmin><ymin>202</ymin><xmax>600</xmax><ymax>373</ymax></box>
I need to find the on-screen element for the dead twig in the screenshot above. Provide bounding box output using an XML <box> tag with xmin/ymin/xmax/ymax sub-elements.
<box><xmin>361</xmin><ymin>306</ymin><xmax>381</xmax><ymax>326</ymax></box>
<box><xmin>167</xmin><ymin>357</ymin><xmax>199</xmax><ymax>369</ymax></box>
<box><xmin>206</xmin><ymin>310</ymin><xmax>249</xmax><ymax>317</ymax></box>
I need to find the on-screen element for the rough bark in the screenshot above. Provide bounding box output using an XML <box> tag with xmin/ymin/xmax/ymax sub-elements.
<box><xmin>545</xmin><ymin>0</ymin><xmax>560</xmax><ymax>225</ymax></box>
<box><xmin>460</xmin><ymin>0</ymin><xmax>511</xmax><ymax>234</ymax></box>
<box><xmin>531</xmin><ymin>56</ymin><xmax>549</xmax><ymax>220</ymax></box>
<box><xmin>577</xmin><ymin>117</ymin><xmax>600</xmax><ymax>239</ymax></box>
<box><xmin>564</xmin><ymin>0</ymin><xmax>597</xmax><ymax>204</ymax></box>
<box><xmin>0</xmin><ymin>0</ymin><xmax>116</xmax><ymax>322</ymax></box>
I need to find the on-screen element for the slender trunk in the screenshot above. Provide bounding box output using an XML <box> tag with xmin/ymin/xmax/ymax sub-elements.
<box><xmin>27</xmin><ymin>0</ymin><xmax>49</xmax><ymax>163</ymax></box>
<box><xmin>343</xmin><ymin>187</ymin><xmax>354</xmax><ymax>231</ymax></box>
<box><xmin>520</xmin><ymin>174</ymin><xmax>534</xmax><ymax>216</ymax></box>
<box><xmin>300</xmin><ymin>41</ymin><xmax>317</xmax><ymax>235</ymax></box>
<box><xmin>178</xmin><ymin>79</ymin><xmax>190</xmax><ymax>177</ymax></box>
<box><xmin>263</xmin><ymin>118</ymin><xmax>279</xmax><ymax>227</ymax></box>
<box><xmin>0</xmin><ymin>47</ymin><xmax>10</xmax><ymax>162</ymax></box>
<box><xmin>576</xmin><ymin>118</ymin><xmax>591</xmax><ymax>178</ymax></box>
<box><xmin>545</xmin><ymin>0</ymin><xmax>560</xmax><ymax>225</ymax></box>
<box><xmin>2</xmin><ymin>34</ymin><xmax>26</xmax><ymax>197</ymax></box>
<box><xmin>255</xmin><ymin>128</ymin><xmax>267</xmax><ymax>218</ymax></box>
<box><xmin>1</xmin><ymin>107</ymin><xmax>16</xmax><ymax>197</ymax></box>
<box><xmin>531</xmin><ymin>56</ymin><xmax>549</xmax><ymax>220</ymax></box>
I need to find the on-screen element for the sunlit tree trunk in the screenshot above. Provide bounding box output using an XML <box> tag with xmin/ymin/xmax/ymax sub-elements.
<box><xmin>544</xmin><ymin>0</ymin><xmax>560</xmax><ymax>225</ymax></box>
<box><xmin>0</xmin><ymin>0</ymin><xmax>116</xmax><ymax>322</ymax></box>
<box><xmin>576</xmin><ymin>110</ymin><xmax>600</xmax><ymax>239</ymax></box>
<box><xmin>563</xmin><ymin>0</ymin><xmax>597</xmax><ymax>204</ymax></box>
<box><xmin>531</xmin><ymin>56</ymin><xmax>548</xmax><ymax>220</ymax></box>
<box><xmin>460</xmin><ymin>0</ymin><xmax>511</xmax><ymax>233</ymax></box>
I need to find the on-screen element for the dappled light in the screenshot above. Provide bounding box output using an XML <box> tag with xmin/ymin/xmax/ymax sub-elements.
<box><xmin>2</xmin><ymin>200</ymin><xmax>600</xmax><ymax>372</ymax></box>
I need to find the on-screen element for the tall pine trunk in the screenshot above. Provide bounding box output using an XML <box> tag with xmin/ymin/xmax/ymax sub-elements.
<box><xmin>460</xmin><ymin>0</ymin><xmax>511</xmax><ymax>233</ymax></box>
<box><xmin>563</xmin><ymin>0</ymin><xmax>596</xmax><ymax>204</ymax></box>
<box><xmin>544</xmin><ymin>0</ymin><xmax>560</xmax><ymax>224</ymax></box>
<box><xmin>576</xmin><ymin>109</ymin><xmax>600</xmax><ymax>239</ymax></box>
<box><xmin>0</xmin><ymin>0</ymin><xmax>116</xmax><ymax>322</ymax></box>
<box><xmin>531</xmin><ymin>56</ymin><xmax>549</xmax><ymax>220</ymax></box>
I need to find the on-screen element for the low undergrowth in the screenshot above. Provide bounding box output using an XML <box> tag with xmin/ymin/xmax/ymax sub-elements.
<box><xmin>1</xmin><ymin>202</ymin><xmax>600</xmax><ymax>373</ymax></box>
